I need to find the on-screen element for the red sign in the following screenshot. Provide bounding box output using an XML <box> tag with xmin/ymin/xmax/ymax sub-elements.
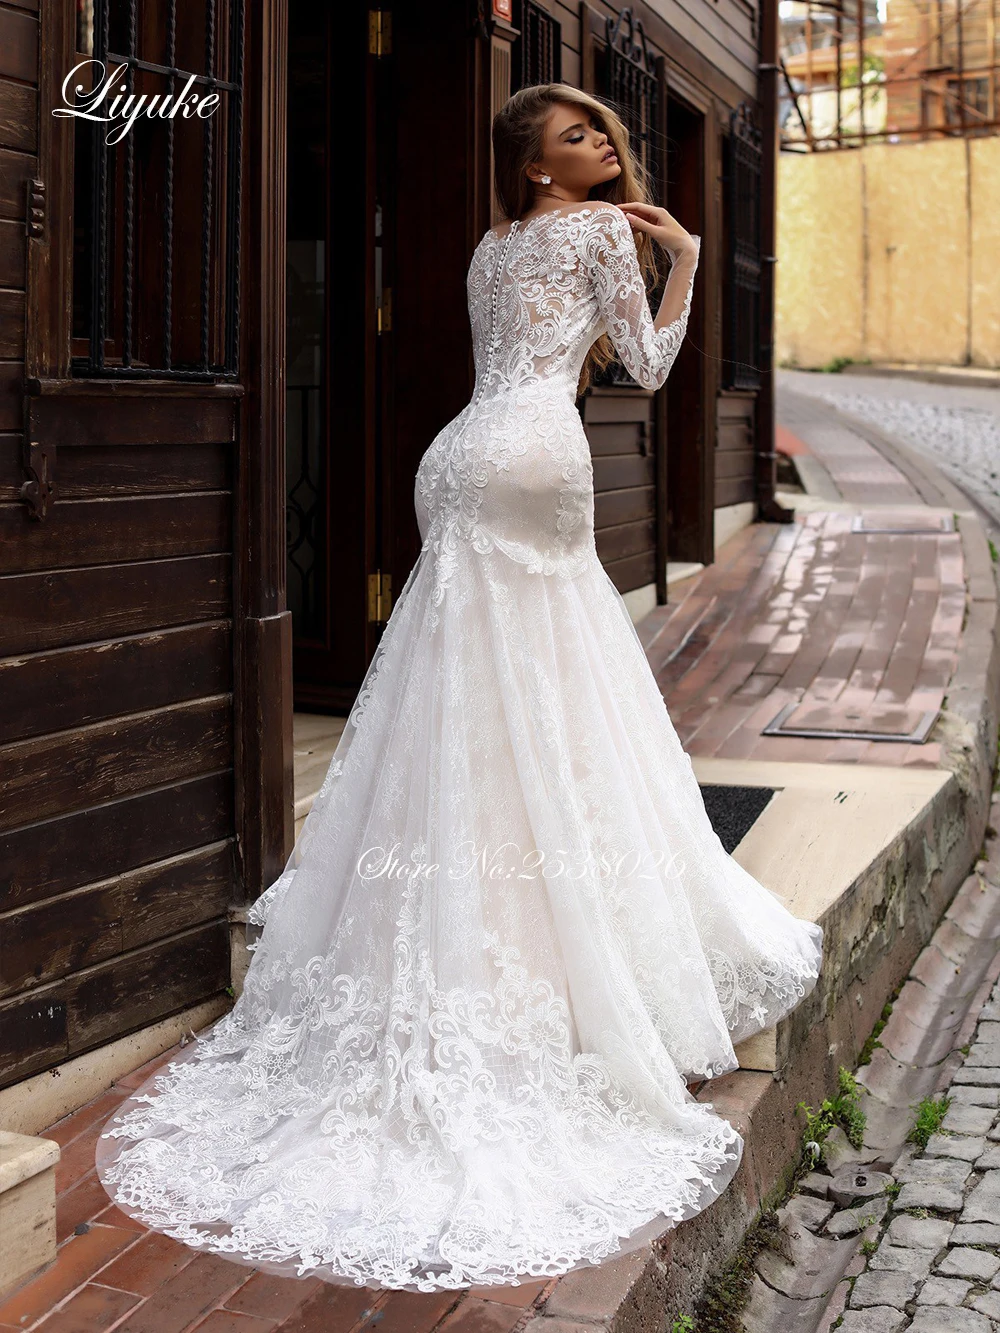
<box><xmin>493</xmin><ymin>0</ymin><xmax>513</xmax><ymax>18</ymax></box>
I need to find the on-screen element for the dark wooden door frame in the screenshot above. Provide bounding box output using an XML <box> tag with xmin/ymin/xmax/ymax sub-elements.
<box><xmin>236</xmin><ymin>0</ymin><xmax>294</xmax><ymax>900</ymax></box>
<box><xmin>288</xmin><ymin>1</ymin><xmax>378</xmax><ymax>713</ymax></box>
<box><xmin>663</xmin><ymin>82</ymin><xmax>714</xmax><ymax>566</ymax></box>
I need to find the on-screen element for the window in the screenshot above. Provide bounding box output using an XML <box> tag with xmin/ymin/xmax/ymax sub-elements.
<box><xmin>595</xmin><ymin>9</ymin><xmax>662</xmax><ymax>389</ymax></box>
<box><xmin>71</xmin><ymin>0</ymin><xmax>245</xmax><ymax>379</ymax></box>
<box><xmin>512</xmin><ymin>0</ymin><xmax>562</xmax><ymax>90</ymax></box>
<box><xmin>722</xmin><ymin>102</ymin><xmax>762</xmax><ymax>391</ymax></box>
<box><xmin>602</xmin><ymin>9</ymin><xmax>660</xmax><ymax>196</ymax></box>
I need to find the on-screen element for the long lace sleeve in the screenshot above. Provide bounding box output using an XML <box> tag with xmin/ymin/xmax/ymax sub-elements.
<box><xmin>578</xmin><ymin>205</ymin><xmax>700</xmax><ymax>392</ymax></box>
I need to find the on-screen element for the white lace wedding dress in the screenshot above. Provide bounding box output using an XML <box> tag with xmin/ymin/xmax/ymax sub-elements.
<box><xmin>96</xmin><ymin>202</ymin><xmax>823</xmax><ymax>1294</ymax></box>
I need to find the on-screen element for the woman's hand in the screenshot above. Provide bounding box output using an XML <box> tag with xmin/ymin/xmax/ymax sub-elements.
<box><xmin>616</xmin><ymin>201</ymin><xmax>698</xmax><ymax>263</ymax></box>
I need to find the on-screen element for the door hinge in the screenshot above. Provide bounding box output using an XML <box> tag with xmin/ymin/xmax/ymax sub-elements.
<box><xmin>377</xmin><ymin>286</ymin><xmax>392</xmax><ymax>334</ymax></box>
<box><xmin>368</xmin><ymin>9</ymin><xmax>392</xmax><ymax>56</ymax></box>
<box><xmin>368</xmin><ymin>570</ymin><xmax>392</xmax><ymax>623</ymax></box>
<box><xmin>26</xmin><ymin>179</ymin><xmax>45</xmax><ymax>239</ymax></box>
<box><xmin>20</xmin><ymin>439</ymin><xmax>56</xmax><ymax>520</ymax></box>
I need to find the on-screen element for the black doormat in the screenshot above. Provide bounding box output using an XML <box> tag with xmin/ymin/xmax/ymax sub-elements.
<box><xmin>698</xmin><ymin>785</ymin><xmax>777</xmax><ymax>854</ymax></box>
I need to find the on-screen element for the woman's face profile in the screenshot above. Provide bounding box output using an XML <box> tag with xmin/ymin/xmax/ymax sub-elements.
<box><xmin>527</xmin><ymin>103</ymin><xmax>623</xmax><ymax>194</ymax></box>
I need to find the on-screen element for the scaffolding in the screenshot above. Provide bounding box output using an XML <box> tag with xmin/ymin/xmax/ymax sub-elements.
<box><xmin>778</xmin><ymin>0</ymin><xmax>1000</xmax><ymax>148</ymax></box>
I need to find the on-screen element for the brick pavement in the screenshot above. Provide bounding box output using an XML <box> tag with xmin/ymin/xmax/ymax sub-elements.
<box><xmin>638</xmin><ymin>379</ymin><xmax>977</xmax><ymax>768</ymax></box>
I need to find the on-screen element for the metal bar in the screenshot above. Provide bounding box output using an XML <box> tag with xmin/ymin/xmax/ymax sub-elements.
<box><xmin>781</xmin><ymin>112</ymin><xmax>1000</xmax><ymax>144</ymax></box>
<box><xmin>122</xmin><ymin>0</ymin><xmax>137</xmax><ymax>368</ymax></box>
<box><xmin>163</xmin><ymin>0</ymin><xmax>176</xmax><ymax>368</ymax></box>
<box><xmin>200</xmin><ymin>0</ymin><xmax>217</xmax><ymax>371</ymax></box>
<box><xmin>836</xmin><ymin>0</ymin><xmax>843</xmax><ymax>147</ymax></box>
<box><xmin>857</xmin><ymin>0</ymin><xmax>865</xmax><ymax>140</ymax></box>
<box><xmin>105</xmin><ymin>52</ymin><xmax>237</xmax><ymax>90</ymax></box>
<box><xmin>780</xmin><ymin>56</ymin><xmax>814</xmax><ymax>143</ymax></box>
<box><xmin>90</xmin><ymin>0</ymin><xmax>110</xmax><ymax>372</ymax></box>
<box><xmin>224</xmin><ymin>0</ymin><xmax>245</xmax><ymax>374</ymax></box>
<box><xmin>957</xmin><ymin>0</ymin><xmax>967</xmax><ymax>133</ymax></box>
<box><xmin>69</xmin><ymin>362</ymin><xmax>238</xmax><ymax>381</ymax></box>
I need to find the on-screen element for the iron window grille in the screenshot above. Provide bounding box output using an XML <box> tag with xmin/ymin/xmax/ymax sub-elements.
<box><xmin>595</xmin><ymin>9</ymin><xmax>662</xmax><ymax>390</ymax></box>
<box><xmin>72</xmin><ymin>0</ymin><xmax>245</xmax><ymax>380</ymax></box>
<box><xmin>512</xmin><ymin>0</ymin><xmax>562</xmax><ymax>90</ymax></box>
<box><xmin>722</xmin><ymin>101</ymin><xmax>762</xmax><ymax>391</ymax></box>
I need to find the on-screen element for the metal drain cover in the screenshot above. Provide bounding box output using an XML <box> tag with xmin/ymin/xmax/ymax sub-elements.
<box><xmin>850</xmin><ymin>512</ymin><xmax>955</xmax><ymax>535</ymax></box>
<box><xmin>762</xmin><ymin>700</ymin><xmax>939</xmax><ymax>743</ymax></box>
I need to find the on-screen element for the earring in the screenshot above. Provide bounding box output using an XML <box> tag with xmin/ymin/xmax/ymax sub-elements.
<box><xmin>540</xmin><ymin>175</ymin><xmax>552</xmax><ymax>185</ymax></box>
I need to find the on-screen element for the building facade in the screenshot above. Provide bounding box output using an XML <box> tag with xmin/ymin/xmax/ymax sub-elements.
<box><xmin>0</xmin><ymin>0</ymin><xmax>783</xmax><ymax>1094</ymax></box>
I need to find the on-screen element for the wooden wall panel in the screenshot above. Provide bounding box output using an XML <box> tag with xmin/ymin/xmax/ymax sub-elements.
<box><xmin>583</xmin><ymin>386</ymin><xmax>659</xmax><ymax>595</ymax></box>
<box><xmin>0</xmin><ymin>289</ymin><xmax>25</xmax><ymax>357</ymax></box>
<box><xmin>0</xmin><ymin>772</ymin><xmax>234</xmax><ymax>912</ymax></box>
<box><xmin>0</xmin><ymin>219</ymin><xmax>25</xmax><ymax>287</ymax></box>
<box><xmin>0</xmin><ymin>492</ymin><xmax>231</xmax><ymax>572</ymax></box>
<box><xmin>0</xmin><ymin>554</ymin><xmax>232</xmax><ymax>654</ymax></box>
<box><xmin>0</xmin><ymin>8</ymin><xmax>38</xmax><ymax>82</ymax></box>
<box><xmin>0</xmin><ymin>621</ymin><xmax>233</xmax><ymax>744</ymax></box>
<box><xmin>0</xmin><ymin>922</ymin><xmax>230</xmax><ymax>1088</ymax></box>
<box><xmin>0</xmin><ymin>384</ymin><xmax>239</xmax><ymax>1088</ymax></box>
<box><xmin>0</xmin><ymin>79</ymin><xmax>37</xmax><ymax>154</ymax></box>
<box><xmin>0</xmin><ymin>843</ymin><xmax>232</xmax><ymax>997</ymax></box>
<box><xmin>0</xmin><ymin>363</ymin><xmax>22</xmax><ymax>429</ymax></box>
<box><xmin>0</xmin><ymin>695</ymin><xmax>233</xmax><ymax>832</ymax></box>
<box><xmin>0</xmin><ymin>147</ymin><xmax>34</xmax><ymax>219</ymax></box>
<box><xmin>715</xmin><ymin>390</ymin><xmax>755</xmax><ymax>508</ymax></box>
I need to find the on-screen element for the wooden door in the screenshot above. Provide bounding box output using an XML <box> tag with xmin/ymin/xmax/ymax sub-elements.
<box><xmin>664</xmin><ymin>91</ymin><xmax>711</xmax><ymax>564</ymax></box>
<box><xmin>0</xmin><ymin>0</ymin><xmax>263</xmax><ymax>1089</ymax></box>
<box><xmin>380</xmin><ymin>0</ymin><xmax>490</xmax><ymax>601</ymax></box>
<box><xmin>286</xmin><ymin>0</ymin><xmax>379</xmax><ymax>711</ymax></box>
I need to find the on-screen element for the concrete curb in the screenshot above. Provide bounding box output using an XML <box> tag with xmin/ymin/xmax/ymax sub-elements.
<box><xmin>837</xmin><ymin>364</ymin><xmax>1000</xmax><ymax>390</ymax></box>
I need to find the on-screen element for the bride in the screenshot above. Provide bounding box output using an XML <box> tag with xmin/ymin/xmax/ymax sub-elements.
<box><xmin>96</xmin><ymin>83</ymin><xmax>823</xmax><ymax>1294</ymax></box>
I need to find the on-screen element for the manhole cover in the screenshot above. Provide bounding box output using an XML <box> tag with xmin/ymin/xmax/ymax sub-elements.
<box><xmin>762</xmin><ymin>700</ymin><xmax>938</xmax><ymax>743</ymax></box>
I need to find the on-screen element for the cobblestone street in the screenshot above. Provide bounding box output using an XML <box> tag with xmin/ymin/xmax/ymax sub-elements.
<box><xmin>742</xmin><ymin>801</ymin><xmax>1000</xmax><ymax>1333</ymax></box>
<box><xmin>779</xmin><ymin>370</ymin><xmax>1000</xmax><ymax>532</ymax></box>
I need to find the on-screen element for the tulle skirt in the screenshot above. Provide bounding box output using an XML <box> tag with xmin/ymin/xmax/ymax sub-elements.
<box><xmin>96</xmin><ymin>527</ymin><xmax>823</xmax><ymax>1293</ymax></box>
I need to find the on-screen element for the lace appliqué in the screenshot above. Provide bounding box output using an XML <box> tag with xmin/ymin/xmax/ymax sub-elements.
<box><xmin>414</xmin><ymin>205</ymin><xmax>696</xmax><ymax>619</ymax></box>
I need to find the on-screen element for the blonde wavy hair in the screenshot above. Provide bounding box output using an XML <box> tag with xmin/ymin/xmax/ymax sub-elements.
<box><xmin>492</xmin><ymin>83</ymin><xmax>658</xmax><ymax>393</ymax></box>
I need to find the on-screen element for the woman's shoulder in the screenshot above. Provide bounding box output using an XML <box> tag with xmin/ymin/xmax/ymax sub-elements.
<box><xmin>487</xmin><ymin>201</ymin><xmax>625</xmax><ymax>241</ymax></box>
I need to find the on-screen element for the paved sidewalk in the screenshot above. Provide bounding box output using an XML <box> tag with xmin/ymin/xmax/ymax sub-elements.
<box><xmin>779</xmin><ymin>368</ymin><xmax>1000</xmax><ymax>532</ymax></box>
<box><xmin>639</xmin><ymin>383</ymin><xmax>982</xmax><ymax>769</ymax></box>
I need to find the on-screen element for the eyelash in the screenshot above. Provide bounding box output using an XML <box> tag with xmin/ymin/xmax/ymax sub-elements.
<box><xmin>568</xmin><ymin>135</ymin><xmax>585</xmax><ymax>144</ymax></box>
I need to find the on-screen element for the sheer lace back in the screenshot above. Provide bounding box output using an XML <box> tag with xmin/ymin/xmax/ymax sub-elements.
<box><xmin>413</xmin><ymin>205</ymin><xmax>701</xmax><ymax>617</ymax></box>
<box><xmin>468</xmin><ymin>203</ymin><xmax>700</xmax><ymax>401</ymax></box>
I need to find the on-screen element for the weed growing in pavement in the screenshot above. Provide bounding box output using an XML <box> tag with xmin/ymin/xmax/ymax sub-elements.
<box><xmin>858</xmin><ymin>995</ymin><xmax>897</xmax><ymax>1066</ymax></box>
<box><xmin>908</xmin><ymin>1093</ymin><xmax>952</xmax><ymax>1149</ymax></box>
<box><xmin>671</xmin><ymin>1316</ymin><xmax>696</xmax><ymax>1333</ymax></box>
<box><xmin>692</xmin><ymin>1210</ymin><xmax>788</xmax><ymax>1333</ymax></box>
<box><xmin>884</xmin><ymin>1180</ymin><xmax>902</xmax><ymax>1201</ymax></box>
<box><xmin>797</xmin><ymin>1066</ymin><xmax>867</xmax><ymax>1164</ymax></box>
<box><xmin>860</xmin><ymin>1238</ymin><xmax>879</xmax><ymax>1257</ymax></box>
<box><xmin>989</xmin><ymin>539</ymin><xmax>998</xmax><ymax>564</ymax></box>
